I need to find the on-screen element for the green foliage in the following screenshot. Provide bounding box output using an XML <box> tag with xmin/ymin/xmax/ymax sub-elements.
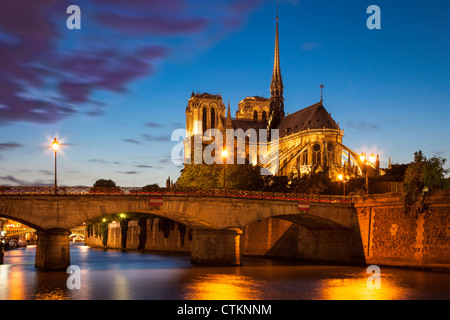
<box><xmin>402</xmin><ymin>150</ymin><xmax>449</xmax><ymax>206</ymax></box>
<box><xmin>141</xmin><ymin>184</ymin><xmax>161</xmax><ymax>192</ymax></box>
<box><xmin>289</xmin><ymin>171</ymin><xmax>332</xmax><ymax>195</ymax></box>
<box><xmin>177</xmin><ymin>163</ymin><xmax>264</xmax><ymax>191</ymax></box>
<box><xmin>93</xmin><ymin>179</ymin><xmax>117</xmax><ymax>188</ymax></box>
<box><xmin>380</xmin><ymin>164</ymin><xmax>409</xmax><ymax>182</ymax></box>
<box><xmin>263</xmin><ymin>176</ymin><xmax>290</xmax><ymax>193</ymax></box>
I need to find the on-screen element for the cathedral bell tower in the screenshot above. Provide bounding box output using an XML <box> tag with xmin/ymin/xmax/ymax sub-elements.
<box><xmin>268</xmin><ymin>4</ymin><xmax>285</xmax><ymax>130</ymax></box>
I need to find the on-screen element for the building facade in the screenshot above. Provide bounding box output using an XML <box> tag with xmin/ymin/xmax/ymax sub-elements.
<box><xmin>185</xmin><ymin>9</ymin><xmax>370</xmax><ymax>181</ymax></box>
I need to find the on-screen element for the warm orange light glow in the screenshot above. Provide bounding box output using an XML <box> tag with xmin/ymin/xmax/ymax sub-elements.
<box><xmin>222</xmin><ymin>150</ymin><xmax>227</xmax><ymax>158</ymax></box>
<box><xmin>369</xmin><ymin>153</ymin><xmax>376</xmax><ymax>163</ymax></box>
<box><xmin>51</xmin><ymin>138</ymin><xmax>60</xmax><ymax>151</ymax></box>
<box><xmin>338</xmin><ymin>174</ymin><xmax>344</xmax><ymax>181</ymax></box>
<box><xmin>180</xmin><ymin>274</ymin><xmax>263</xmax><ymax>300</ymax></box>
<box><xmin>360</xmin><ymin>153</ymin><xmax>365</xmax><ymax>163</ymax></box>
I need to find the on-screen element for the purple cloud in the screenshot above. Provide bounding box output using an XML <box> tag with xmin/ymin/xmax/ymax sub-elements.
<box><xmin>0</xmin><ymin>0</ymin><xmax>267</xmax><ymax>125</ymax></box>
<box><xmin>0</xmin><ymin>142</ymin><xmax>23</xmax><ymax>150</ymax></box>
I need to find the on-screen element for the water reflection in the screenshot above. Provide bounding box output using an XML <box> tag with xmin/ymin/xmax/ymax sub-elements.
<box><xmin>319</xmin><ymin>276</ymin><xmax>401</xmax><ymax>300</ymax></box>
<box><xmin>180</xmin><ymin>273</ymin><xmax>264</xmax><ymax>300</ymax></box>
<box><xmin>0</xmin><ymin>244</ymin><xmax>449</xmax><ymax>300</ymax></box>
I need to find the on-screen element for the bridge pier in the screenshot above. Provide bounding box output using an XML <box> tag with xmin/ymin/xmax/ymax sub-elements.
<box><xmin>35</xmin><ymin>228</ymin><xmax>70</xmax><ymax>270</ymax></box>
<box><xmin>191</xmin><ymin>228</ymin><xmax>242</xmax><ymax>266</ymax></box>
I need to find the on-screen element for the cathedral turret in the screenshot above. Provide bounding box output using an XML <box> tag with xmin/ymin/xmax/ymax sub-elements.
<box><xmin>269</xmin><ymin>4</ymin><xmax>285</xmax><ymax>129</ymax></box>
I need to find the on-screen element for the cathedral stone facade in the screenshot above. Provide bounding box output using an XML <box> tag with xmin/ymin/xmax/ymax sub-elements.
<box><xmin>185</xmin><ymin>10</ymin><xmax>369</xmax><ymax>181</ymax></box>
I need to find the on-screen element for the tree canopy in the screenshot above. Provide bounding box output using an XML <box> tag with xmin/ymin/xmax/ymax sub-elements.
<box><xmin>176</xmin><ymin>163</ymin><xmax>264</xmax><ymax>191</ymax></box>
<box><xmin>402</xmin><ymin>150</ymin><xmax>449</xmax><ymax>205</ymax></box>
<box><xmin>93</xmin><ymin>179</ymin><xmax>118</xmax><ymax>188</ymax></box>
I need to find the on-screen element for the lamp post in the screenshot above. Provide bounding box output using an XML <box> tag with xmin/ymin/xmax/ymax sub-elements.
<box><xmin>338</xmin><ymin>174</ymin><xmax>349</xmax><ymax>196</ymax></box>
<box><xmin>222</xmin><ymin>150</ymin><xmax>227</xmax><ymax>189</ymax></box>
<box><xmin>360</xmin><ymin>152</ymin><xmax>376</xmax><ymax>196</ymax></box>
<box><xmin>52</xmin><ymin>138</ymin><xmax>60</xmax><ymax>193</ymax></box>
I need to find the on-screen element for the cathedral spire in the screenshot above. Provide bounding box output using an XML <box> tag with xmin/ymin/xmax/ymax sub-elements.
<box><xmin>269</xmin><ymin>1</ymin><xmax>284</xmax><ymax>128</ymax></box>
<box><xmin>270</xmin><ymin>2</ymin><xmax>283</xmax><ymax>100</ymax></box>
<box><xmin>226</xmin><ymin>101</ymin><xmax>232</xmax><ymax>128</ymax></box>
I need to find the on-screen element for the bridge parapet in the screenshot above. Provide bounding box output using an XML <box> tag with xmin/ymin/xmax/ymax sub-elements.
<box><xmin>0</xmin><ymin>186</ymin><xmax>352</xmax><ymax>204</ymax></box>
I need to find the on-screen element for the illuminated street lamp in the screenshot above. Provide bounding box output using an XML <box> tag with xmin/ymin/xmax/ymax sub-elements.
<box><xmin>51</xmin><ymin>138</ymin><xmax>60</xmax><ymax>193</ymax></box>
<box><xmin>338</xmin><ymin>174</ymin><xmax>349</xmax><ymax>196</ymax></box>
<box><xmin>360</xmin><ymin>152</ymin><xmax>376</xmax><ymax>196</ymax></box>
<box><xmin>222</xmin><ymin>150</ymin><xmax>227</xmax><ymax>189</ymax></box>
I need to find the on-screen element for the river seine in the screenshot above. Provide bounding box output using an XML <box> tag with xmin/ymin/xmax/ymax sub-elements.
<box><xmin>1</xmin><ymin>243</ymin><xmax>449</xmax><ymax>300</ymax></box>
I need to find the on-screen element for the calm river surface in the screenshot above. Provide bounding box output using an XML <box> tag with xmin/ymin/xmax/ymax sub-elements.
<box><xmin>1</xmin><ymin>243</ymin><xmax>450</xmax><ymax>300</ymax></box>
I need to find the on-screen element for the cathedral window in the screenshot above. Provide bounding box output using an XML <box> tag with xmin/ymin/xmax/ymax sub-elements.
<box><xmin>253</xmin><ymin>110</ymin><xmax>258</xmax><ymax>121</ymax></box>
<box><xmin>202</xmin><ymin>107</ymin><xmax>207</xmax><ymax>132</ymax></box>
<box><xmin>312</xmin><ymin>144</ymin><xmax>321</xmax><ymax>166</ymax></box>
<box><xmin>262</xmin><ymin>111</ymin><xmax>267</xmax><ymax>121</ymax></box>
<box><xmin>211</xmin><ymin>108</ymin><xmax>215</xmax><ymax>129</ymax></box>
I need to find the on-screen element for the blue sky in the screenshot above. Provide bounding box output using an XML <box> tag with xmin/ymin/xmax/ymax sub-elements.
<box><xmin>0</xmin><ymin>0</ymin><xmax>449</xmax><ymax>187</ymax></box>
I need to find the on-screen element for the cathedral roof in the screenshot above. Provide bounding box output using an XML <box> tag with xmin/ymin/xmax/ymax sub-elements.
<box><xmin>276</xmin><ymin>101</ymin><xmax>339</xmax><ymax>138</ymax></box>
<box><xmin>241</xmin><ymin>96</ymin><xmax>269</xmax><ymax>102</ymax></box>
<box><xmin>191</xmin><ymin>92</ymin><xmax>222</xmax><ymax>100</ymax></box>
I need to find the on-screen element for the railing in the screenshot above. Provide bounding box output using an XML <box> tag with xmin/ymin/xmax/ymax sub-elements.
<box><xmin>4</xmin><ymin>228</ymin><xmax>36</xmax><ymax>236</ymax></box>
<box><xmin>0</xmin><ymin>186</ymin><xmax>353</xmax><ymax>203</ymax></box>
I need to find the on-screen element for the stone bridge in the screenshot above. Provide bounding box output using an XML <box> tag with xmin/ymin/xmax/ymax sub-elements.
<box><xmin>0</xmin><ymin>191</ymin><xmax>356</xmax><ymax>270</ymax></box>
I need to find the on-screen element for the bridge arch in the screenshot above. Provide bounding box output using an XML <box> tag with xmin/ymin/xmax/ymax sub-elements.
<box><xmin>0</xmin><ymin>213</ymin><xmax>43</xmax><ymax>232</ymax></box>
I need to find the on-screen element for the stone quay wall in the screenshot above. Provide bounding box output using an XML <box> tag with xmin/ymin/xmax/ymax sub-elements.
<box><xmin>354</xmin><ymin>191</ymin><xmax>450</xmax><ymax>270</ymax></box>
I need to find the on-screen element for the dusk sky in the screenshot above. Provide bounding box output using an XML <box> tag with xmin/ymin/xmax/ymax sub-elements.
<box><xmin>0</xmin><ymin>0</ymin><xmax>448</xmax><ymax>187</ymax></box>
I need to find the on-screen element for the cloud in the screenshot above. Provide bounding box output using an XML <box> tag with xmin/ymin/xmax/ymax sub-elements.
<box><xmin>0</xmin><ymin>142</ymin><xmax>23</xmax><ymax>150</ymax></box>
<box><xmin>346</xmin><ymin>120</ymin><xmax>379</xmax><ymax>132</ymax></box>
<box><xmin>116</xmin><ymin>171</ymin><xmax>140</xmax><ymax>175</ymax></box>
<box><xmin>88</xmin><ymin>159</ymin><xmax>123</xmax><ymax>165</ymax></box>
<box><xmin>141</xmin><ymin>134</ymin><xmax>170</xmax><ymax>142</ymax></box>
<box><xmin>0</xmin><ymin>175</ymin><xmax>53</xmax><ymax>186</ymax></box>
<box><xmin>39</xmin><ymin>170</ymin><xmax>53</xmax><ymax>176</ymax></box>
<box><xmin>145</xmin><ymin>122</ymin><xmax>163</xmax><ymax>128</ymax></box>
<box><xmin>135</xmin><ymin>165</ymin><xmax>154</xmax><ymax>168</ymax></box>
<box><xmin>0</xmin><ymin>0</ymin><xmax>266</xmax><ymax>125</ymax></box>
<box><xmin>301</xmin><ymin>41</ymin><xmax>319</xmax><ymax>52</ymax></box>
<box><xmin>123</xmin><ymin>139</ymin><xmax>142</xmax><ymax>145</ymax></box>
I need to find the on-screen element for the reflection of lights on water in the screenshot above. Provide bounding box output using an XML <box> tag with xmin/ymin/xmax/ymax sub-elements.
<box><xmin>319</xmin><ymin>274</ymin><xmax>403</xmax><ymax>300</ymax></box>
<box><xmin>181</xmin><ymin>274</ymin><xmax>263</xmax><ymax>300</ymax></box>
<box><xmin>33</xmin><ymin>285</ymin><xmax>70</xmax><ymax>300</ymax></box>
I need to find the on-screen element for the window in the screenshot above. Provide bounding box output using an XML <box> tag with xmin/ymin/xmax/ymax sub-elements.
<box><xmin>211</xmin><ymin>108</ymin><xmax>215</xmax><ymax>129</ymax></box>
<box><xmin>202</xmin><ymin>107</ymin><xmax>207</xmax><ymax>132</ymax></box>
<box><xmin>262</xmin><ymin>111</ymin><xmax>267</xmax><ymax>121</ymax></box>
<box><xmin>312</xmin><ymin>144</ymin><xmax>321</xmax><ymax>166</ymax></box>
<box><xmin>253</xmin><ymin>110</ymin><xmax>258</xmax><ymax>121</ymax></box>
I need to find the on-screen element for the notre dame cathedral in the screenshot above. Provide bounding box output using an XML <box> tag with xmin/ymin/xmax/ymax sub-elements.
<box><xmin>184</xmin><ymin>9</ymin><xmax>378</xmax><ymax>181</ymax></box>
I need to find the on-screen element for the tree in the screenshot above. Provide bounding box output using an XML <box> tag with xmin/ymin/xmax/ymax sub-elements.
<box><xmin>91</xmin><ymin>179</ymin><xmax>121</xmax><ymax>193</ymax></box>
<box><xmin>289</xmin><ymin>171</ymin><xmax>331</xmax><ymax>195</ymax></box>
<box><xmin>402</xmin><ymin>150</ymin><xmax>449</xmax><ymax>205</ymax></box>
<box><xmin>93</xmin><ymin>179</ymin><xmax>117</xmax><ymax>188</ymax></box>
<box><xmin>141</xmin><ymin>184</ymin><xmax>161</xmax><ymax>192</ymax></box>
<box><xmin>176</xmin><ymin>163</ymin><xmax>264</xmax><ymax>191</ymax></box>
